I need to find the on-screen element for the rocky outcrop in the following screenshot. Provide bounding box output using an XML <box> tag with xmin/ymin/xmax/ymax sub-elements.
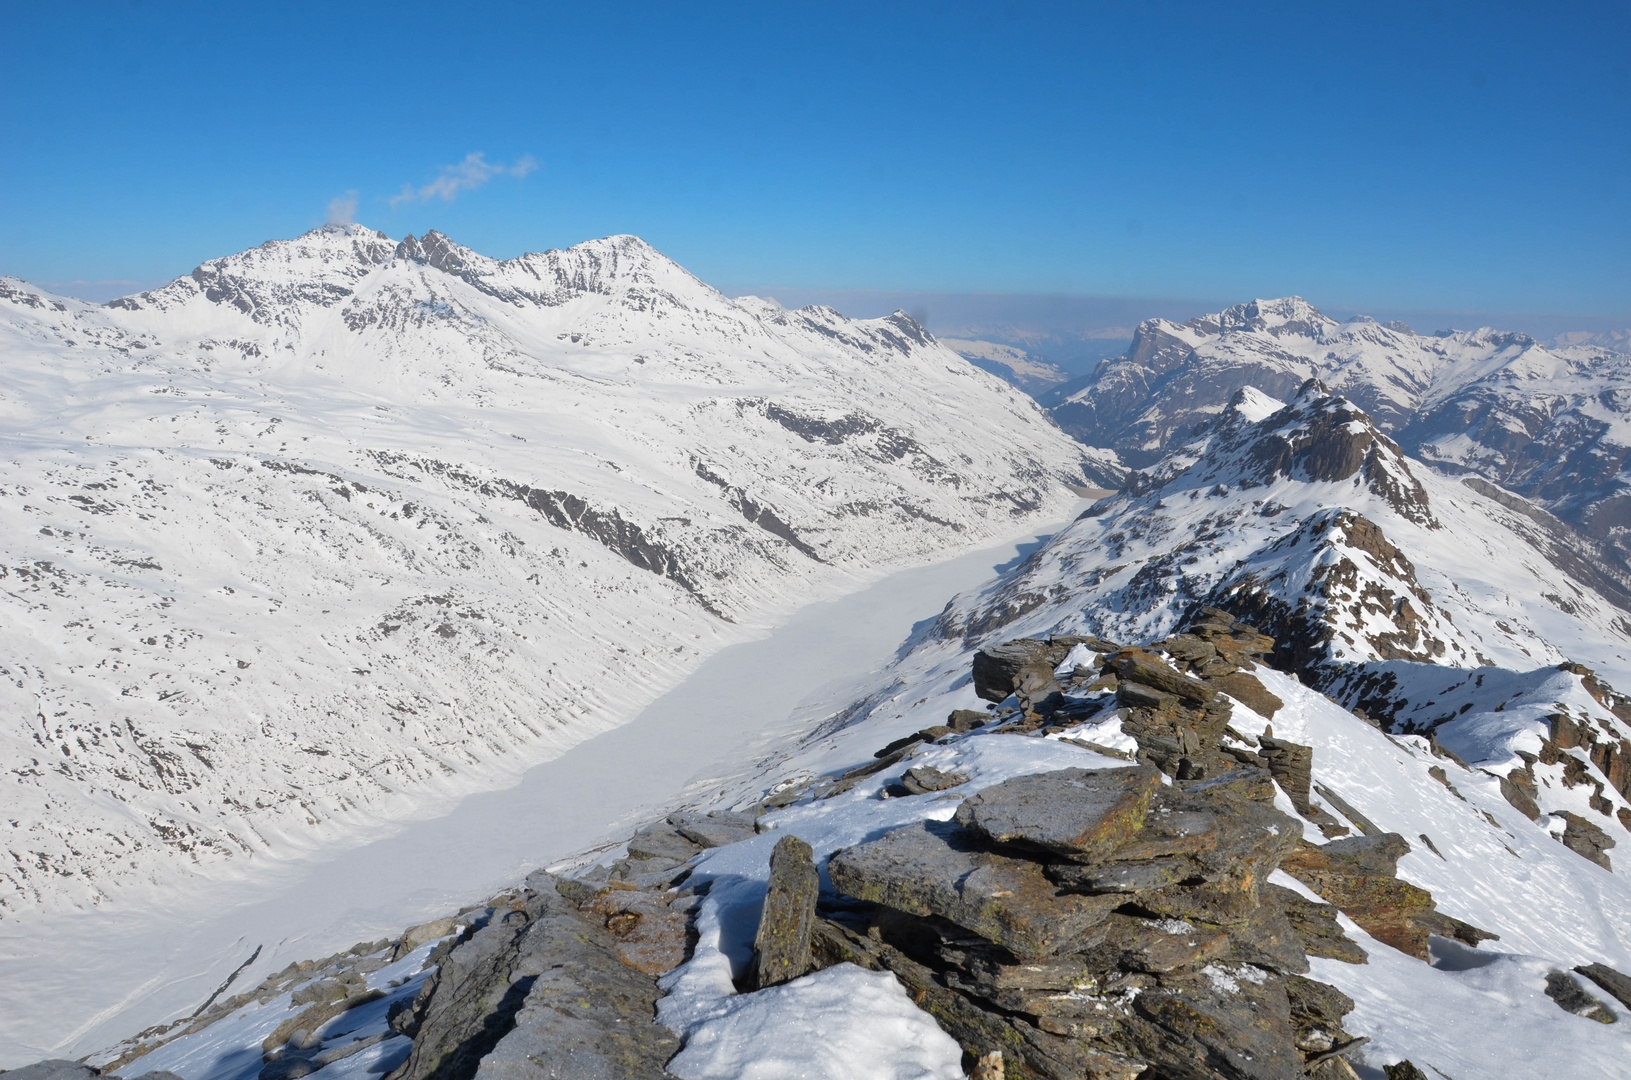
<box><xmin>1576</xmin><ymin>962</ymin><xmax>1631</xmax><ymax>1010</ymax></box>
<box><xmin>1552</xmin><ymin>811</ymin><xmax>1616</xmax><ymax>871</ymax></box>
<box><xmin>1278</xmin><ymin>835</ymin><xmax>1494</xmax><ymax>961</ymax></box>
<box><xmin>1543</xmin><ymin>970</ymin><xmax>1617</xmax><ymax>1024</ymax></box>
<box><xmin>749</xmin><ymin>836</ymin><xmax>819</xmax><ymax>989</ymax></box>
<box><xmin>826</xmin><ymin>763</ymin><xmax>1367</xmax><ymax>1080</ymax></box>
<box><xmin>389</xmin><ymin>874</ymin><xmax>682</xmax><ymax>1080</ymax></box>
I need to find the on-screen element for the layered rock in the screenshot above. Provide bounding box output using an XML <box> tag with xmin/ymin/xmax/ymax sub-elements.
<box><xmin>825</xmin><ymin>763</ymin><xmax>1366</xmax><ymax>1080</ymax></box>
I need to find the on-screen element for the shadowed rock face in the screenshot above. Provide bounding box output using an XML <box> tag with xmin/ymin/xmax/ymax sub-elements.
<box><xmin>828</xmin><ymin>819</ymin><xmax>1124</xmax><ymax>960</ymax></box>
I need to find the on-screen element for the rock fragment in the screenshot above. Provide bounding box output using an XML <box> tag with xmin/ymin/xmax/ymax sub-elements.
<box><xmin>667</xmin><ymin>809</ymin><xmax>756</xmax><ymax>849</ymax></box>
<box><xmin>901</xmin><ymin>765</ymin><xmax>969</xmax><ymax>794</ymax></box>
<box><xmin>626</xmin><ymin>821</ymin><xmax>704</xmax><ymax>862</ymax></box>
<box><xmin>750</xmin><ymin>835</ymin><xmax>820</xmax><ymax>988</ymax></box>
<box><xmin>952</xmin><ymin>765</ymin><xmax>1162</xmax><ymax>860</ymax></box>
<box><xmin>1552</xmin><ymin>810</ymin><xmax>1616</xmax><ymax>870</ymax></box>
<box><xmin>1576</xmin><ymin>961</ymin><xmax>1631</xmax><ymax>1010</ymax></box>
<box><xmin>1544</xmin><ymin>969</ymin><xmax>1617</xmax><ymax>1023</ymax></box>
<box><xmin>829</xmin><ymin>820</ymin><xmax>1121</xmax><ymax>959</ymax></box>
<box><xmin>1266</xmin><ymin>884</ymin><xmax>1367</xmax><ymax>964</ymax></box>
<box><xmin>389</xmin><ymin>876</ymin><xmax>679</xmax><ymax>1080</ymax></box>
<box><xmin>0</xmin><ymin>1063</ymin><xmax>100</xmax><ymax>1080</ymax></box>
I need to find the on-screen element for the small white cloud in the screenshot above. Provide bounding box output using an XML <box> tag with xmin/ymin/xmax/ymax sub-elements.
<box><xmin>388</xmin><ymin>153</ymin><xmax>537</xmax><ymax>208</ymax></box>
<box><xmin>327</xmin><ymin>191</ymin><xmax>359</xmax><ymax>225</ymax></box>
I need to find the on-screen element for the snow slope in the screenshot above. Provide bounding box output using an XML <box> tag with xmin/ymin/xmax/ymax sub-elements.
<box><xmin>0</xmin><ymin>226</ymin><xmax>1107</xmax><ymax>918</ymax></box>
<box><xmin>1053</xmin><ymin>297</ymin><xmax>1631</xmax><ymax>568</ymax></box>
<box><xmin>777</xmin><ymin>379</ymin><xmax>1631</xmax><ymax>889</ymax></box>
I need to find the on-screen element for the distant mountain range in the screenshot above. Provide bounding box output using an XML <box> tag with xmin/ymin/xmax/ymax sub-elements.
<box><xmin>1044</xmin><ymin>297</ymin><xmax>1631</xmax><ymax>571</ymax></box>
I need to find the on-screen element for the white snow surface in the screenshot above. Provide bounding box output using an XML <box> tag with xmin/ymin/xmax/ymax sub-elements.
<box><xmin>652</xmin><ymin>656</ymin><xmax>1631</xmax><ymax>1078</ymax></box>
<box><xmin>0</xmin><ymin>510</ymin><xmax>1082</xmax><ymax>1066</ymax></box>
<box><xmin>0</xmin><ymin>225</ymin><xmax>1099</xmax><ymax>919</ymax></box>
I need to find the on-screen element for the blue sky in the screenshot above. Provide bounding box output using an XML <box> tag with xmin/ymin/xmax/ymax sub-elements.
<box><xmin>2</xmin><ymin>1</ymin><xmax>1628</xmax><ymax>327</ymax></box>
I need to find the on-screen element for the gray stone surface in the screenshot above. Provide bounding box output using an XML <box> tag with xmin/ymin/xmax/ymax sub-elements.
<box><xmin>667</xmin><ymin>810</ymin><xmax>756</xmax><ymax>849</ymax></box>
<box><xmin>1266</xmin><ymin>884</ymin><xmax>1368</xmax><ymax>965</ymax></box>
<box><xmin>952</xmin><ymin>765</ymin><xmax>1162</xmax><ymax>860</ymax></box>
<box><xmin>828</xmin><ymin>820</ymin><xmax>1120</xmax><ymax>959</ymax></box>
<box><xmin>1544</xmin><ymin>970</ymin><xmax>1617</xmax><ymax>1023</ymax></box>
<box><xmin>1554</xmin><ymin>811</ymin><xmax>1616</xmax><ymax>870</ymax></box>
<box><xmin>1</xmin><ymin>1062</ymin><xmax>100</xmax><ymax>1080</ymax></box>
<box><xmin>750</xmin><ymin>835</ymin><xmax>819</xmax><ymax>988</ymax></box>
<box><xmin>390</xmin><ymin>876</ymin><xmax>676</xmax><ymax>1080</ymax></box>
<box><xmin>626</xmin><ymin>822</ymin><xmax>703</xmax><ymax>862</ymax></box>
<box><xmin>901</xmin><ymin>765</ymin><xmax>969</xmax><ymax>795</ymax></box>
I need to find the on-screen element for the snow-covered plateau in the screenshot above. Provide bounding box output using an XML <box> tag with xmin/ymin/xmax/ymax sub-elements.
<box><xmin>0</xmin><ymin>225</ymin><xmax>1110</xmax><ymax>921</ymax></box>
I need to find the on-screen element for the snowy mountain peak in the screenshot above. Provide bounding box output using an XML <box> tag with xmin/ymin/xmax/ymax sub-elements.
<box><xmin>1141</xmin><ymin>381</ymin><xmax>1435</xmax><ymax>528</ymax></box>
<box><xmin>1206</xmin><ymin>295</ymin><xmax>1336</xmax><ymax>338</ymax></box>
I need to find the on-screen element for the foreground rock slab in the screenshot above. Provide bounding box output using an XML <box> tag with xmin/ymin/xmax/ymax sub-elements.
<box><xmin>829</xmin><ymin>820</ymin><xmax>1121</xmax><ymax>959</ymax></box>
<box><xmin>390</xmin><ymin>875</ymin><xmax>677</xmax><ymax>1080</ymax></box>
<box><xmin>953</xmin><ymin>765</ymin><xmax>1162</xmax><ymax>860</ymax></box>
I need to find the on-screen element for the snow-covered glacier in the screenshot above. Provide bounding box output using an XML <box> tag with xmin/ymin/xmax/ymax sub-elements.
<box><xmin>0</xmin><ymin>225</ymin><xmax>1111</xmax><ymax>917</ymax></box>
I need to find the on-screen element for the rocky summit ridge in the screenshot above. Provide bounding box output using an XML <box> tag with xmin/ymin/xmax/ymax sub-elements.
<box><xmin>49</xmin><ymin>603</ymin><xmax>1631</xmax><ymax>1080</ymax></box>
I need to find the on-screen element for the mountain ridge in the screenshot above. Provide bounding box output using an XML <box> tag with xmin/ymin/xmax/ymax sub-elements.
<box><xmin>0</xmin><ymin>228</ymin><xmax>1106</xmax><ymax>917</ymax></box>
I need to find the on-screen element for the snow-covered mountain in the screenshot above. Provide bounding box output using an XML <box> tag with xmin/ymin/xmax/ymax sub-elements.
<box><xmin>888</xmin><ymin>382</ymin><xmax>1631</xmax><ymax>852</ymax></box>
<box><xmin>74</xmin><ymin>380</ymin><xmax>1631</xmax><ymax>1080</ymax></box>
<box><xmin>0</xmin><ymin>225</ymin><xmax>1109</xmax><ymax>917</ymax></box>
<box><xmin>937</xmin><ymin>338</ymin><xmax>1070</xmax><ymax>396</ymax></box>
<box><xmin>1551</xmin><ymin>328</ymin><xmax>1631</xmax><ymax>355</ymax></box>
<box><xmin>1052</xmin><ymin>296</ymin><xmax>1631</xmax><ymax>571</ymax></box>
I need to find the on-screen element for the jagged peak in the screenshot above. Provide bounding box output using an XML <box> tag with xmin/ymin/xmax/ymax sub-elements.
<box><xmin>1189</xmin><ymin>295</ymin><xmax>1337</xmax><ymax>339</ymax></box>
<box><xmin>1129</xmin><ymin>382</ymin><xmax>1435</xmax><ymax>527</ymax></box>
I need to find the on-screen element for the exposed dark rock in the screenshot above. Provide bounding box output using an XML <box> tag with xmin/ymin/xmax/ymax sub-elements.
<box><xmin>1209</xmin><ymin>671</ymin><xmax>1284</xmax><ymax>719</ymax></box>
<box><xmin>1553</xmin><ymin>811</ymin><xmax>1616</xmax><ymax>870</ymax></box>
<box><xmin>388</xmin><ymin>877</ymin><xmax>677</xmax><ymax>1080</ymax></box>
<box><xmin>1383</xmin><ymin>1063</ymin><xmax>1430</xmax><ymax>1080</ymax></box>
<box><xmin>1266</xmin><ymin>885</ymin><xmax>1367</xmax><ymax>964</ymax></box>
<box><xmin>948</xmin><ymin>709</ymin><xmax>991</xmax><ymax>733</ymax></box>
<box><xmin>901</xmin><ymin>765</ymin><xmax>970</xmax><ymax>794</ymax></box>
<box><xmin>1544</xmin><ymin>970</ymin><xmax>1617</xmax><ymax>1023</ymax></box>
<box><xmin>750</xmin><ymin>835</ymin><xmax>819</xmax><ymax>988</ymax></box>
<box><xmin>1576</xmin><ymin>962</ymin><xmax>1631</xmax><ymax>1010</ymax></box>
<box><xmin>952</xmin><ymin>765</ymin><xmax>1163</xmax><ymax>860</ymax></box>
<box><xmin>1278</xmin><ymin>834</ymin><xmax>1498</xmax><ymax>960</ymax></box>
<box><xmin>1124</xmin><ymin>966</ymin><xmax>1306</xmax><ymax>1080</ymax></box>
<box><xmin>1109</xmin><ymin>650</ymin><xmax>1217</xmax><ymax>706</ymax></box>
<box><xmin>584</xmin><ymin>889</ymin><xmax>691</xmax><ymax>976</ymax></box>
<box><xmin>1258</xmin><ymin>736</ymin><xmax>1315</xmax><ymax>813</ymax></box>
<box><xmin>1493</xmin><ymin>770</ymin><xmax>1533</xmax><ymax>822</ymax></box>
<box><xmin>829</xmin><ymin>820</ymin><xmax>1122</xmax><ymax>959</ymax></box>
<box><xmin>626</xmin><ymin>822</ymin><xmax>703</xmax><ymax>863</ymax></box>
<box><xmin>973</xmin><ymin>639</ymin><xmax>1056</xmax><ymax>703</ymax></box>
<box><xmin>0</xmin><ymin>1062</ymin><xmax>100</xmax><ymax>1080</ymax></box>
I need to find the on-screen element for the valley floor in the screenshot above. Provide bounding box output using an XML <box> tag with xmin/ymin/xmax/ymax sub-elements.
<box><xmin>0</xmin><ymin>509</ymin><xmax>1083</xmax><ymax>1066</ymax></box>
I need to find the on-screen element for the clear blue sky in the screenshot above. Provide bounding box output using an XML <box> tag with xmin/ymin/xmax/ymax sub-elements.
<box><xmin>2</xmin><ymin>1</ymin><xmax>1627</xmax><ymax>319</ymax></box>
